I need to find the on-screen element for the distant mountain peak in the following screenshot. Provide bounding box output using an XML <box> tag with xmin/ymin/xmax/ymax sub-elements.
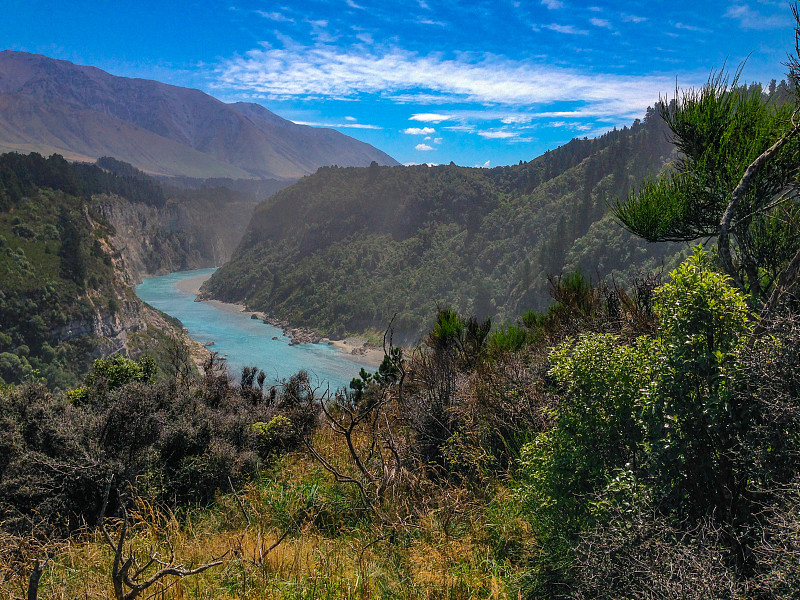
<box><xmin>0</xmin><ymin>50</ymin><xmax>399</xmax><ymax>179</ymax></box>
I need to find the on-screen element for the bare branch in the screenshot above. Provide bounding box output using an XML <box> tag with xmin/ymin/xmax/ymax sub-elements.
<box><xmin>718</xmin><ymin>117</ymin><xmax>800</xmax><ymax>293</ymax></box>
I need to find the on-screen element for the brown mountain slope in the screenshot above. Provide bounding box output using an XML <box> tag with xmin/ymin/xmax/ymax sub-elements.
<box><xmin>0</xmin><ymin>50</ymin><xmax>399</xmax><ymax>179</ymax></box>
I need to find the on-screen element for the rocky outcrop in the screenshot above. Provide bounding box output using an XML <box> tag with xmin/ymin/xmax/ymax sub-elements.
<box><xmin>96</xmin><ymin>192</ymin><xmax>258</xmax><ymax>282</ymax></box>
<box><xmin>61</xmin><ymin>198</ymin><xmax>201</xmax><ymax>363</ymax></box>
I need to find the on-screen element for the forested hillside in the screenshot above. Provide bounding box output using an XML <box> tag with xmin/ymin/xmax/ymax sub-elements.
<box><xmin>204</xmin><ymin>108</ymin><xmax>685</xmax><ymax>341</ymax></box>
<box><xmin>0</xmin><ymin>152</ymin><xmax>204</xmax><ymax>388</ymax></box>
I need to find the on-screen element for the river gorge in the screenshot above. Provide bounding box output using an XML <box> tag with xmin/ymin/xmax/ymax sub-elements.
<box><xmin>136</xmin><ymin>268</ymin><xmax>378</xmax><ymax>390</ymax></box>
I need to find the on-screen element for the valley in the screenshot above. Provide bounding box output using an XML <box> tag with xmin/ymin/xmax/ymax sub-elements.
<box><xmin>135</xmin><ymin>268</ymin><xmax>378</xmax><ymax>390</ymax></box>
<box><xmin>1</xmin><ymin>23</ymin><xmax>799</xmax><ymax>599</ymax></box>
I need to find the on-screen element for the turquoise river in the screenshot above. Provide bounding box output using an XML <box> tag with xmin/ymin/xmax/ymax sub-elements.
<box><xmin>135</xmin><ymin>268</ymin><xmax>366</xmax><ymax>391</ymax></box>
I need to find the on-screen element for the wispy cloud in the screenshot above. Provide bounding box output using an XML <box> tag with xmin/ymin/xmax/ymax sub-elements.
<box><xmin>293</xmin><ymin>120</ymin><xmax>382</xmax><ymax>129</ymax></box>
<box><xmin>256</xmin><ymin>10</ymin><xmax>294</xmax><ymax>22</ymax></box>
<box><xmin>674</xmin><ymin>22</ymin><xmax>711</xmax><ymax>33</ymax></box>
<box><xmin>415</xmin><ymin>143</ymin><xmax>434</xmax><ymax>151</ymax></box>
<box><xmin>308</xmin><ymin>19</ymin><xmax>338</xmax><ymax>43</ymax></box>
<box><xmin>442</xmin><ymin>124</ymin><xmax>477</xmax><ymax>132</ymax></box>
<box><xmin>590</xmin><ymin>18</ymin><xmax>612</xmax><ymax>29</ymax></box>
<box><xmin>621</xmin><ymin>13</ymin><xmax>647</xmax><ymax>23</ymax></box>
<box><xmin>404</xmin><ymin>126</ymin><xmax>436</xmax><ymax>134</ymax></box>
<box><xmin>724</xmin><ymin>4</ymin><xmax>789</xmax><ymax>30</ymax></box>
<box><xmin>346</xmin><ymin>0</ymin><xmax>364</xmax><ymax>8</ymax></box>
<box><xmin>541</xmin><ymin>0</ymin><xmax>564</xmax><ymax>8</ymax></box>
<box><xmin>410</xmin><ymin>113</ymin><xmax>453</xmax><ymax>123</ymax></box>
<box><xmin>541</xmin><ymin>23</ymin><xmax>588</xmax><ymax>35</ymax></box>
<box><xmin>356</xmin><ymin>32</ymin><xmax>374</xmax><ymax>44</ymax></box>
<box><xmin>501</xmin><ymin>114</ymin><xmax>535</xmax><ymax>124</ymax></box>
<box><xmin>217</xmin><ymin>41</ymin><xmax>684</xmax><ymax>122</ymax></box>
<box><xmin>478</xmin><ymin>130</ymin><xmax>519</xmax><ymax>139</ymax></box>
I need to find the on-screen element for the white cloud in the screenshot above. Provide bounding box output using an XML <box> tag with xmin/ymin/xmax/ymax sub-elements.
<box><xmin>345</xmin><ymin>116</ymin><xmax>357</xmax><ymax>121</ymax></box>
<box><xmin>724</xmin><ymin>4</ymin><xmax>788</xmax><ymax>30</ymax></box>
<box><xmin>346</xmin><ymin>0</ymin><xmax>364</xmax><ymax>8</ymax></box>
<box><xmin>410</xmin><ymin>113</ymin><xmax>452</xmax><ymax>123</ymax></box>
<box><xmin>590</xmin><ymin>18</ymin><xmax>612</xmax><ymax>28</ymax></box>
<box><xmin>442</xmin><ymin>124</ymin><xmax>477</xmax><ymax>132</ymax></box>
<box><xmin>477</xmin><ymin>160</ymin><xmax>491</xmax><ymax>168</ymax></box>
<box><xmin>217</xmin><ymin>42</ymin><xmax>683</xmax><ymax>122</ymax></box>
<box><xmin>542</xmin><ymin>23</ymin><xmax>588</xmax><ymax>34</ymax></box>
<box><xmin>415</xmin><ymin>143</ymin><xmax>434</xmax><ymax>151</ymax></box>
<box><xmin>621</xmin><ymin>13</ymin><xmax>647</xmax><ymax>23</ymax></box>
<box><xmin>541</xmin><ymin>0</ymin><xmax>563</xmax><ymax>9</ymax></box>
<box><xmin>356</xmin><ymin>32</ymin><xmax>374</xmax><ymax>44</ymax></box>
<box><xmin>293</xmin><ymin>120</ymin><xmax>382</xmax><ymax>129</ymax></box>
<box><xmin>434</xmin><ymin>137</ymin><xmax>443</xmax><ymax>144</ymax></box>
<box><xmin>478</xmin><ymin>130</ymin><xmax>518</xmax><ymax>139</ymax></box>
<box><xmin>501</xmin><ymin>114</ymin><xmax>535</xmax><ymax>124</ymax></box>
<box><xmin>389</xmin><ymin>92</ymin><xmax>462</xmax><ymax>104</ymax></box>
<box><xmin>256</xmin><ymin>10</ymin><xmax>293</xmax><ymax>22</ymax></box>
<box><xmin>674</xmin><ymin>22</ymin><xmax>711</xmax><ymax>33</ymax></box>
<box><xmin>404</xmin><ymin>126</ymin><xmax>436</xmax><ymax>134</ymax></box>
<box><xmin>307</xmin><ymin>20</ymin><xmax>338</xmax><ymax>43</ymax></box>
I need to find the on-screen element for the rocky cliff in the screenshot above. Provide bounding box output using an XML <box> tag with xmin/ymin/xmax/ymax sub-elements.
<box><xmin>0</xmin><ymin>152</ymin><xmax>205</xmax><ymax>387</ymax></box>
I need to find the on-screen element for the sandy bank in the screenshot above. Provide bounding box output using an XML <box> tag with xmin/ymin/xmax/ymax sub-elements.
<box><xmin>175</xmin><ymin>273</ymin><xmax>213</xmax><ymax>296</ymax></box>
<box><xmin>174</xmin><ymin>273</ymin><xmax>382</xmax><ymax>367</ymax></box>
<box><xmin>322</xmin><ymin>337</ymin><xmax>385</xmax><ymax>366</ymax></box>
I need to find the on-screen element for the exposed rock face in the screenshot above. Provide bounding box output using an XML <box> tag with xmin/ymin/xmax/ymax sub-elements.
<box><xmin>98</xmin><ymin>196</ymin><xmax>219</xmax><ymax>281</ymax></box>
<box><xmin>95</xmin><ymin>179</ymin><xmax>267</xmax><ymax>282</ymax></box>
<box><xmin>55</xmin><ymin>195</ymin><xmax>204</xmax><ymax>365</ymax></box>
<box><xmin>53</xmin><ymin>295</ymin><xmax>145</xmax><ymax>357</ymax></box>
<box><xmin>0</xmin><ymin>50</ymin><xmax>399</xmax><ymax>180</ymax></box>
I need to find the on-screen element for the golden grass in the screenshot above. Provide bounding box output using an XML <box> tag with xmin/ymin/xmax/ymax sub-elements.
<box><xmin>3</xmin><ymin>432</ymin><xmax>530</xmax><ymax>600</ymax></box>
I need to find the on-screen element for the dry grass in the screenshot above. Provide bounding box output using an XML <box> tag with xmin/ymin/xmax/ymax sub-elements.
<box><xmin>2</xmin><ymin>428</ymin><xmax>530</xmax><ymax>600</ymax></box>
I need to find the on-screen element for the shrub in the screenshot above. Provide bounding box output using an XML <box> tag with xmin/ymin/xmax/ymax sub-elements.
<box><xmin>645</xmin><ymin>247</ymin><xmax>752</xmax><ymax>519</ymax></box>
<box><xmin>521</xmin><ymin>333</ymin><xmax>657</xmax><ymax>540</ymax></box>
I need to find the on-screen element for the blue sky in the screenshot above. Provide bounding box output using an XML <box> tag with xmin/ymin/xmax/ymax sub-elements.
<box><xmin>1</xmin><ymin>0</ymin><xmax>796</xmax><ymax>167</ymax></box>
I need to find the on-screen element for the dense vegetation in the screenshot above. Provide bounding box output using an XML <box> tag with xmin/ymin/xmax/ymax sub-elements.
<box><xmin>2</xmin><ymin>45</ymin><xmax>800</xmax><ymax>600</ymax></box>
<box><xmin>3</xmin><ymin>244</ymin><xmax>799</xmax><ymax>598</ymax></box>
<box><xmin>0</xmin><ymin>152</ymin><xmax>149</xmax><ymax>388</ymax></box>
<box><xmin>204</xmin><ymin>109</ymin><xmax>685</xmax><ymax>342</ymax></box>
<box><xmin>0</xmin><ymin>152</ymin><xmax>270</xmax><ymax>389</ymax></box>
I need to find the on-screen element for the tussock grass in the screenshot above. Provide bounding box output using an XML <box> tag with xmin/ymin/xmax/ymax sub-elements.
<box><xmin>4</xmin><ymin>433</ymin><xmax>531</xmax><ymax>600</ymax></box>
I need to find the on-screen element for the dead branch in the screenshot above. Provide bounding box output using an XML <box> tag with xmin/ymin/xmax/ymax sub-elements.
<box><xmin>98</xmin><ymin>480</ymin><xmax>224</xmax><ymax>600</ymax></box>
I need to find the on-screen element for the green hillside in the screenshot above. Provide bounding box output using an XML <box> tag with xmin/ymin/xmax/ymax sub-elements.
<box><xmin>0</xmin><ymin>152</ymin><xmax>196</xmax><ymax>388</ymax></box>
<box><xmin>204</xmin><ymin>108</ymin><xmax>685</xmax><ymax>341</ymax></box>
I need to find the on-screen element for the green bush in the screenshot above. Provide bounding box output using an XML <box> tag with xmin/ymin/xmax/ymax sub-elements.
<box><xmin>645</xmin><ymin>247</ymin><xmax>752</xmax><ymax>517</ymax></box>
<box><xmin>521</xmin><ymin>333</ymin><xmax>657</xmax><ymax>537</ymax></box>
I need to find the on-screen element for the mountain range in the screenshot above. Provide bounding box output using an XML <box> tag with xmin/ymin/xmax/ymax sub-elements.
<box><xmin>0</xmin><ymin>50</ymin><xmax>398</xmax><ymax>180</ymax></box>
